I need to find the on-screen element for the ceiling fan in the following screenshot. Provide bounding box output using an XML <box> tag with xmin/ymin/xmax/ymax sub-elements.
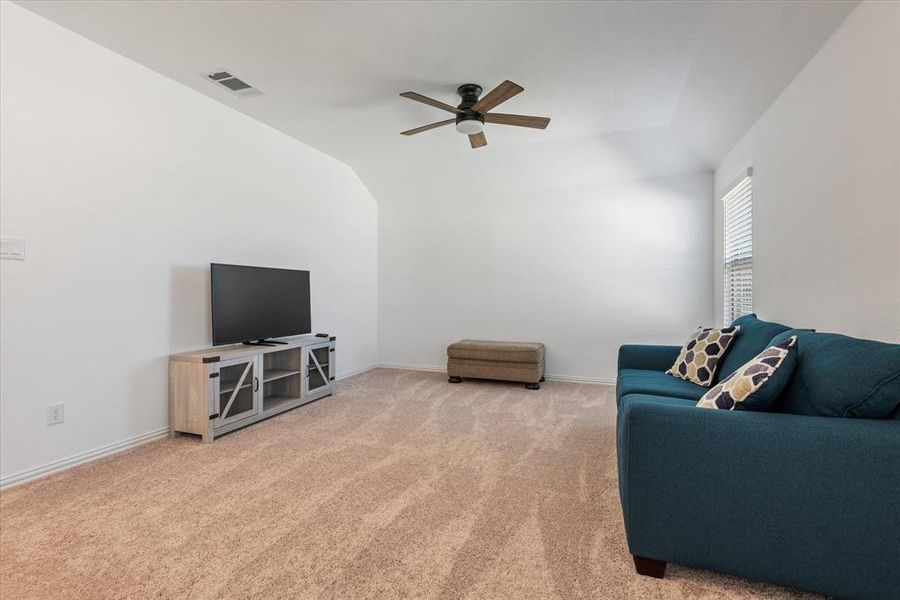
<box><xmin>399</xmin><ymin>80</ymin><xmax>550</xmax><ymax>149</ymax></box>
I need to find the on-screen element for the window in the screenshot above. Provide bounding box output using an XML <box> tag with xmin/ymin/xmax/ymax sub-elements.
<box><xmin>723</xmin><ymin>169</ymin><xmax>752</xmax><ymax>325</ymax></box>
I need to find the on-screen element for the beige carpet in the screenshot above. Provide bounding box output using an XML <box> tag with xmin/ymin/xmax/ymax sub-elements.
<box><xmin>1</xmin><ymin>369</ymin><xmax>817</xmax><ymax>599</ymax></box>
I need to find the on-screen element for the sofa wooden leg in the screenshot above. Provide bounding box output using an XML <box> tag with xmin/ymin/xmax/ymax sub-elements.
<box><xmin>633</xmin><ymin>556</ymin><xmax>666</xmax><ymax>578</ymax></box>
<box><xmin>525</xmin><ymin>383</ymin><xmax>540</xmax><ymax>390</ymax></box>
<box><xmin>539</xmin><ymin>376</ymin><xmax>545</xmax><ymax>382</ymax></box>
<box><xmin>448</xmin><ymin>376</ymin><xmax>462</xmax><ymax>383</ymax></box>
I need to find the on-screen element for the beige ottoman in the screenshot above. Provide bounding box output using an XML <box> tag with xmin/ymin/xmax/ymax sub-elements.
<box><xmin>447</xmin><ymin>340</ymin><xmax>546</xmax><ymax>390</ymax></box>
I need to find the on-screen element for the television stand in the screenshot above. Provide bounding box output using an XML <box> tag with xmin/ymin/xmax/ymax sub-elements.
<box><xmin>169</xmin><ymin>335</ymin><xmax>336</xmax><ymax>442</ymax></box>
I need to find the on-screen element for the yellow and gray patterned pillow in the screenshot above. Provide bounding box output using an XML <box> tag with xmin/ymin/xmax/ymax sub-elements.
<box><xmin>666</xmin><ymin>326</ymin><xmax>740</xmax><ymax>387</ymax></box>
<box><xmin>697</xmin><ymin>335</ymin><xmax>798</xmax><ymax>410</ymax></box>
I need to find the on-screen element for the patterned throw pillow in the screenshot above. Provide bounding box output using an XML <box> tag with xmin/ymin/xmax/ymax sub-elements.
<box><xmin>666</xmin><ymin>326</ymin><xmax>740</xmax><ymax>387</ymax></box>
<box><xmin>697</xmin><ymin>335</ymin><xmax>798</xmax><ymax>410</ymax></box>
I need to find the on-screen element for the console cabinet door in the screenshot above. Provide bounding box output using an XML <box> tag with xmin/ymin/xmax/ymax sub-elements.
<box><xmin>304</xmin><ymin>342</ymin><xmax>333</xmax><ymax>400</ymax></box>
<box><xmin>214</xmin><ymin>356</ymin><xmax>261</xmax><ymax>428</ymax></box>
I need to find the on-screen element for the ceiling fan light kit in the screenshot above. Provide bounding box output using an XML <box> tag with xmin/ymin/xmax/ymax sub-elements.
<box><xmin>454</xmin><ymin>83</ymin><xmax>485</xmax><ymax>134</ymax></box>
<box><xmin>399</xmin><ymin>80</ymin><xmax>550</xmax><ymax>149</ymax></box>
<box><xmin>455</xmin><ymin>118</ymin><xmax>484</xmax><ymax>135</ymax></box>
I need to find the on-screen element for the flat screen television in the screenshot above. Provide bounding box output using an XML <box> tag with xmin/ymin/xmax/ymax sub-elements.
<box><xmin>211</xmin><ymin>263</ymin><xmax>311</xmax><ymax>345</ymax></box>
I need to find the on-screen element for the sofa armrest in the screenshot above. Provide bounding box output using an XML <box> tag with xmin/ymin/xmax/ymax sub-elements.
<box><xmin>617</xmin><ymin>395</ymin><xmax>900</xmax><ymax>599</ymax></box>
<box><xmin>617</xmin><ymin>344</ymin><xmax>681</xmax><ymax>372</ymax></box>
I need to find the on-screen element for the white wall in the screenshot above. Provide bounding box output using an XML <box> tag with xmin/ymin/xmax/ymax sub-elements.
<box><xmin>0</xmin><ymin>3</ymin><xmax>378</xmax><ymax>483</ymax></box>
<box><xmin>365</xmin><ymin>133</ymin><xmax>714</xmax><ymax>381</ymax></box>
<box><xmin>714</xmin><ymin>0</ymin><xmax>900</xmax><ymax>341</ymax></box>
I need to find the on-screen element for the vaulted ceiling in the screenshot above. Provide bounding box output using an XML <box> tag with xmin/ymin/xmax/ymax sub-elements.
<box><xmin>17</xmin><ymin>1</ymin><xmax>856</xmax><ymax>184</ymax></box>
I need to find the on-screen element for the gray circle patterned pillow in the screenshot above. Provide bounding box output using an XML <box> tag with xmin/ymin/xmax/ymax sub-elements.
<box><xmin>666</xmin><ymin>325</ymin><xmax>741</xmax><ymax>387</ymax></box>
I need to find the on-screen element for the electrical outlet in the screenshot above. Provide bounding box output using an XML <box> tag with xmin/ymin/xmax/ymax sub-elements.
<box><xmin>0</xmin><ymin>237</ymin><xmax>25</xmax><ymax>260</ymax></box>
<box><xmin>47</xmin><ymin>403</ymin><xmax>65</xmax><ymax>426</ymax></box>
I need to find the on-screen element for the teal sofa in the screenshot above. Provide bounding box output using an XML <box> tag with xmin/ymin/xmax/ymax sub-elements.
<box><xmin>616</xmin><ymin>315</ymin><xmax>900</xmax><ymax>600</ymax></box>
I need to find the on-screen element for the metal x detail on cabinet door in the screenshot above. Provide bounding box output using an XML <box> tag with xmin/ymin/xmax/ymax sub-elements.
<box><xmin>308</xmin><ymin>351</ymin><xmax>327</xmax><ymax>385</ymax></box>
<box><xmin>221</xmin><ymin>361</ymin><xmax>252</xmax><ymax>419</ymax></box>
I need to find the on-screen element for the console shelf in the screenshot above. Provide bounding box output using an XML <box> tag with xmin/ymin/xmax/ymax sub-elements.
<box><xmin>219</xmin><ymin>381</ymin><xmax>252</xmax><ymax>394</ymax></box>
<box><xmin>263</xmin><ymin>369</ymin><xmax>301</xmax><ymax>383</ymax></box>
<box><xmin>169</xmin><ymin>335</ymin><xmax>335</xmax><ymax>442</ymax></box>
<box><xmin>263</xmin><ymin>394</ymin><xmax>298</xmax><ymax>412</ymax></box>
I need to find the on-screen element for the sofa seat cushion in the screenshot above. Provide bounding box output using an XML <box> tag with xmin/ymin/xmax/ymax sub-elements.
<box><xmin>447</xmin><ymin>339</ymin><xmax>544</xmax><ymax>363</ymax></box>
<box><xmin>716</xmin><ymin>314</ymin><xmax>792</xmax><ymax>382</ymax></box>
<box><xmin>780</xmin><ymin>333</ymin><xmax>900</xmax><ymax>418</ymax></box>
<box><xmin>618</xmin><ymin>369</ymin><xmax>708</xmax><ymax>402</ymax></box>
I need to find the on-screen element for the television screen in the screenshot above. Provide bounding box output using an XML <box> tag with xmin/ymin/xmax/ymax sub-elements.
<box><xmin>211</xmin><ymin>263</ymin><xmax>311</xmax><ymax>345</ymax></box>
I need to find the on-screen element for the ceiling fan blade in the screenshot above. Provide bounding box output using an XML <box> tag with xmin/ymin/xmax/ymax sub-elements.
<box><xmin>400</xmin><ymin>119</ymin><xmax>456</xmax><ymax>136</ymax></box>
<box><xmin>472</xmin><ymin>80</ymin><xmax>524</xmax><ymax>113</ymax></box>
<box><xmin>484</xmin><ymin>113</ymin><xmax>551</xmax><ymax>129</ymax></box>
<box><xmin>469</xmin><ymin>132</ymin><xmax>487</xmax><ymax>149</ymax></box>
<box><xmin>399</xmin><ymin>92</ymin><xmax>462</xmax><ymax>114</ymax></box>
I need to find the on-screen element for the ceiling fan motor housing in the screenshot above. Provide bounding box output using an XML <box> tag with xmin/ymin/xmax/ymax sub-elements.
<box><xmin>455</xmin><ymin>83</ymin><xmax>484</xmax><ymax>134</ymax></box>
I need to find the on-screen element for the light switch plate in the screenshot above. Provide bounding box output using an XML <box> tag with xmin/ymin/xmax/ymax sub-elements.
<box><xmin>0</xmin><ymin>238</ymin><xmax>25</xmax><ymax>260</ymax></box>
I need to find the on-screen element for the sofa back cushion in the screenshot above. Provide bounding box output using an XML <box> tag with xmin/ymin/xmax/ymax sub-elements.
<box><xmin>716</xmin><ymin>314</ymin><xmax>792</xmax><ymax>382</ymax></box>
<box><xmin>780</xmin><ymin>333</ymin><xmax>900</xmax><ymax>419</ymax></box>
<box><xmin>768</xmin><ymin>329</ymin><xmax>815</xmax><ymax>346</ymax></box>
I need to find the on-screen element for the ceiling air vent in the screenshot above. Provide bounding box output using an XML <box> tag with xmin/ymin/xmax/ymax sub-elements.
<box><xmin>204</xmin><ymin>70</ymin><xmax>263</xmax><ymax>97</ymax></box>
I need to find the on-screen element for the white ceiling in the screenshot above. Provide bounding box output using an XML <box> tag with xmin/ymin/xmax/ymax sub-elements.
<box><xmin>16</xmin><ymin>0</ymin><xmax>856</xmax><ymax>178</ymax></box>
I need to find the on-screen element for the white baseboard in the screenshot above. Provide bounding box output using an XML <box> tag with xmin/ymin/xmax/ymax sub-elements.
<box><xmin>544</xmin><ymin>373</ymin><xmax>616</xmax><ymax>385</ymax></box>
<box><xmin>378</xmin><ymin>362</ymin><xmax>446</xmax><ymax>373</ymax></box>
<box><xmin>336</xmin><ymin>362</ymin><xmax>378</xmax><ymax>380</ymax></box>
<box><xmin>378</xmin><ymin>363</ymin><xmax>615</xmax><ymax>385</ymax></box>
<box><xmin>0</xmin><ymin>426</ymin><xmax>170</xmax><ymax>490</ymax></box>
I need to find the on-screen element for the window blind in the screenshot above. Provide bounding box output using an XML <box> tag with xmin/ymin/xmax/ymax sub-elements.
<box><xmin>723</xmin><ymin>173</ymin><xmax>752</xmax><ymax>325</ymax></box>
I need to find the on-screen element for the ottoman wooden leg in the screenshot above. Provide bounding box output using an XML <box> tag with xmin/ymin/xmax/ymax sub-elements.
<box><xmin>633</xmin><ymin>556</ymin><xmax>666</xmax><ymax>578</ymax></box>
<box><xmin>525</xmin><ymin>382</ymin><xmax>540</xmax><ymax>390</ymax></box>
<box><xmin>448</xmin><ymin>376</ymin><xmax>462</xmax><ymax>383</ymax></box>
